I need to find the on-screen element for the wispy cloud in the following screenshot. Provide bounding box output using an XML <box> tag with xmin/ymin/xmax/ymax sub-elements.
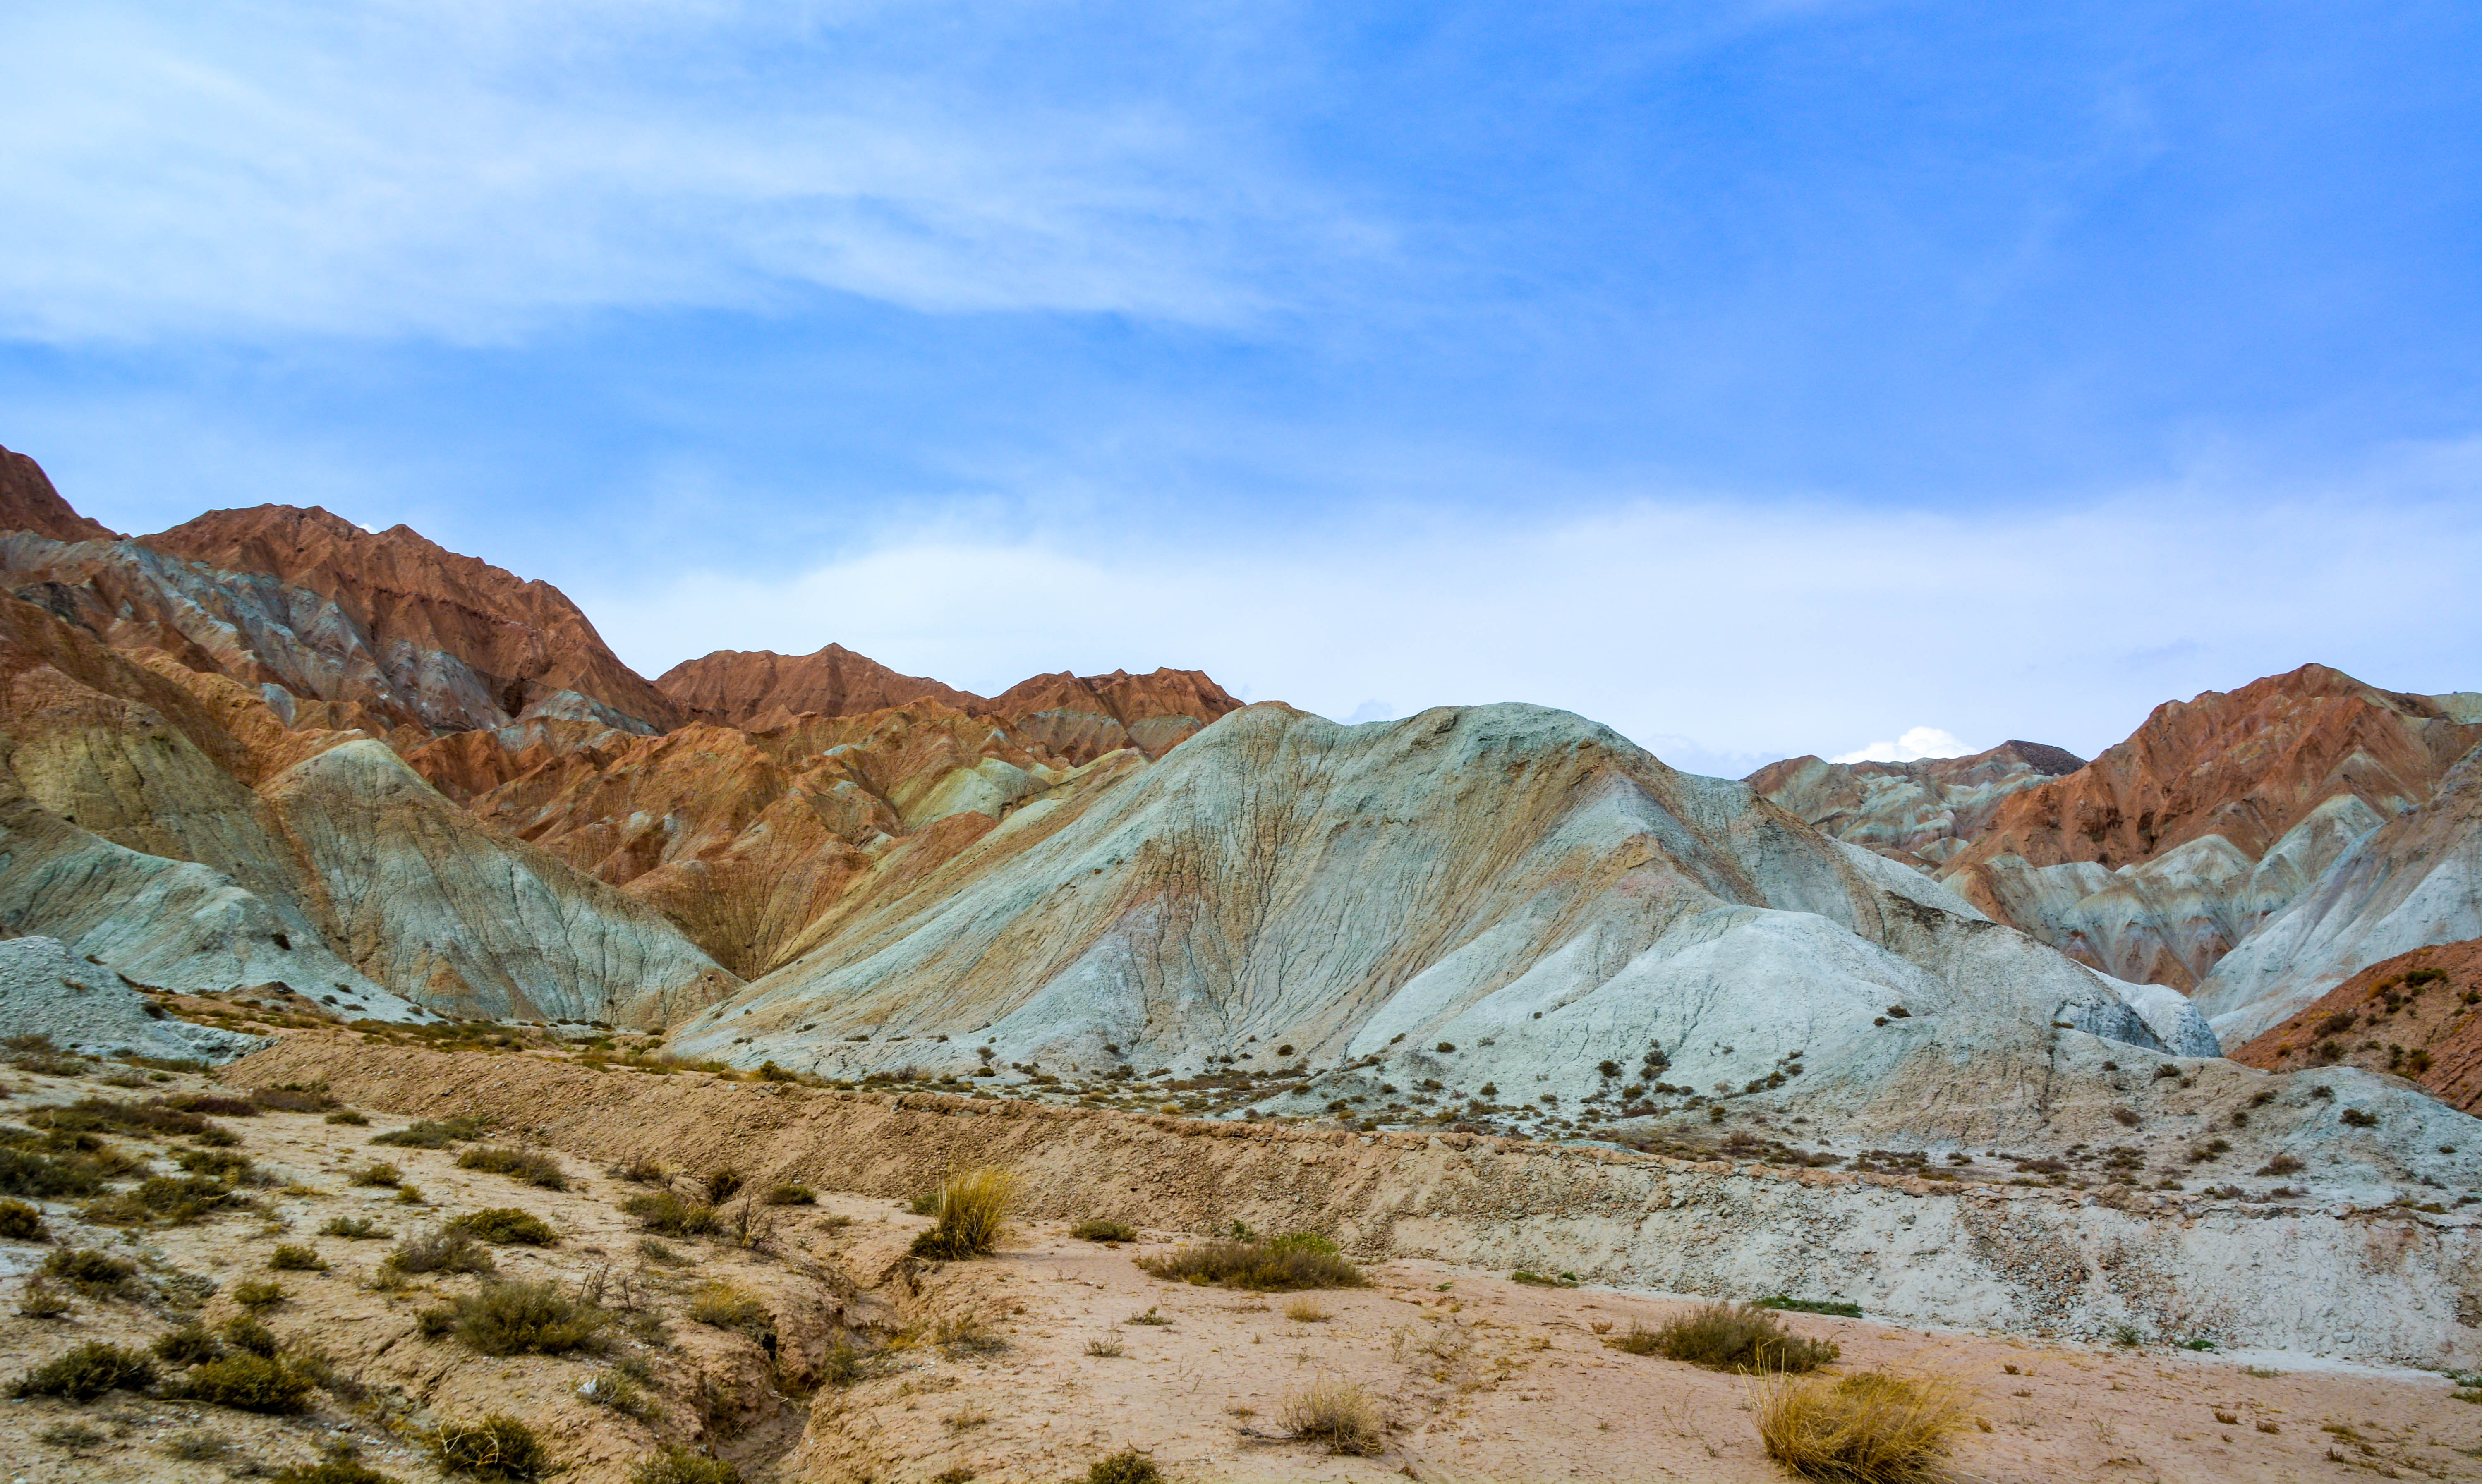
<box><xmin>0</xmin><ymin>2</ymin><xmax>1365</xmax><ymax>342</ymax></box>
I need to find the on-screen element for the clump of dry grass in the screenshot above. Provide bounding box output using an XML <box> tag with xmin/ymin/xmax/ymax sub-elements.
<box><xmin>1137</xmin><ymin>1232</ymin><xmax>1366</xmax><ymax>1291</ymax></box>
<box><xmin>1610</xmin><ymin>1302</ymin><xmax>1837</xmax><ymax>1373</ymax></box>
<box><xmin>1284</xmin><ymin>1297</ymin><xmax>1330</xmax><ymax>1323</ymax></box>
<box><xmin>908</xmin><ymin>1166</ymin><xmax>1013</xmax><ymax>1259</ymax></box>
<box><xmin>456</xmin><ymin>1145</ymin><xmax>568</xmax><ymax>1190</ymax></box>
<box><xmin>1755</xmin><ymin>1369</ymin><xmax>1971</xmax><ymax>1481</ymax></box>
<box><xmin>1279</xmin><ymin>1376</ymin><xmax>1383</xmax><ymax>1455</ymax></box>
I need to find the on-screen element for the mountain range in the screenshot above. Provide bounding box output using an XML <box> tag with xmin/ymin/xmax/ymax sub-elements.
<box><xmin>3</xmin><ymin>438</ymin><xmax>2477</xmax><ymax>1186</ymax></box>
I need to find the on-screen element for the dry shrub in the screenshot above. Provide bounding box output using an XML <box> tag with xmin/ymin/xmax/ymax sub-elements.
<box><xmin>451</xmin><ymin>1208</ymin><xmax>558</xmax><ymax>1246</ymax></box>
<box><xmin>457</xmin><ymin>1145</ymin><xmax>568</xmax><ymax>1190</ymax></box>
<box><xmin>12</xmin><ymin>1341</ymin><xmax>156</xmax><ymax>1400</ymax></box>
<box><xmin>632</xmin><ymin>1448</ymin><xmax>743</xmax><ymax>1484</ymax></box>
<box><xmin>269</xmin><ymin>1243</ymin><xmax>328</xmax><ymax>1271</ymax></box>
<box><xmin>153</xmin><ymin>1323</ymin><xmax>225</xmax><ymax>1364</ymax></box>
<box><xmin>16</xmin><ymin>1276</ymin><xmax>70</xmax><ymax>1318</ymax></box>
<box><xmin>1137</xmin><ymin>1232</ymin><xmax>1366</xmax><ymax>1291</ymax></box>
<box><xmin>0</xmin><ymin>1196</ymin><xmax>50</xmax><ymax>1240</ymax></box>
<box><xmin>250</xmin><ymin>1084</ymin><xmax>336</xmax><ymax>1113</ymax></box>
<box><xmin>908</xmin><ymin>1166</ymin><xmax>1013</xmax><ymax>1259</ymax></box>
<box><xmin>764</xmin><ymin>1183</ymin><xmax>815</xmax><ymax>1206</ymax></box>
<box><xmin>370</xmin><ymin>1116</ymin><xmax>487</xmax><ymax>1148</ymax></box>
<box><xmin>686</xmin><ymin>1281</ymin><xmax>771</xmax><ymax>1340</ymax></box>
<box><xmin>1279</xmin><ymin>1376</ymin><xmax>1383</xmax><ymax>1455</ymax></box>
<box><xmin>388</xmin><ymin>1227</ymin><xmax>496</xmax><ymax>1275</ymax></box>
<box><xmin>623</xmin><ymin>1190</ymin><xmax>717</xmax><ymax>1237</ymax></box>
<box><xmin>611</xmin><ymin>1155</ymin><xmax>670</xmax><ymax>1184</ymax></box>
<box><xmin>1284</xmin><ymin>1297</ymin><xmax>1331</xmax><ymax>1322</ymax></box>
<box><xmin>434</xmin><ymin>1412</ymin><xmax>549</xmax><ymax>1481</ymax></box>
<box><xmin>1756</xmin><ymin>1369</ymin><xmax>1970</xmax><ymax>1481</ymax></box>
<box><xmin>351</xmin><ymin>1162</ymin><xmax>401</xmax><ymax>1187</ymax></box>
<box><xmin>437</xmin><ymin>1280</ymin><xmax>606</xmax><ymax>1357</ymax></box>
<box><xmin>1620</xmin><ymin>1302</ymin><xmax>1838</xmax><ymax>1373</ymax></box>
<box><xmin>1085</xmin><ymin>1448</ymin><xmax>1161</xmax><ymax>1484</ymax></box>
<box><xmin>1072</xmin><ymin>1217</ymin><xmax>1138</xmax><ymax>1242</ymax></box>
<box><xmin>177</xmin><ymin>1352</ymin><xmax>314</xmax><ymax>1412</ymax></box>
<box><xmin>43</xmin><ymin>1246</ymin><xmax>135</xmax><ymax>1295</ymax></box>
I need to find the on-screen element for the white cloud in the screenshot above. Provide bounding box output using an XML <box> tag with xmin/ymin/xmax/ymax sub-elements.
<box><xmin>1830</xmin><ymin>727</ymin><xmax>1971</xmax><ymax>765</ymax></box>
<box><xmin>0</xmin><ymin>4</ymin><xmax>1365</xmax><ymax>342</ymax></box>
<box><xmin>573</xmin><ymin>443</ymin><xmax>2482</xmax><ymax>776</ymax></box>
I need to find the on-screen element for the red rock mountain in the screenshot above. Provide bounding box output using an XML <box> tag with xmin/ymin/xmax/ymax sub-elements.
<box><xmin>980</xmin><ymin>667</ymin><xmax>1244</xmax><ymax>763</ymax></box>
<box><xmin>1948</xmin><ymin>665</ymin><xmax>2480</xmax><ymax>875</ymax></box>
<box><xmin>143</xmin><ymin>505</ymin><xmax>681</xmax><ymax>734</ymax></box>
<box><xmin>0</xmin><ymin>444</ymin><xmax>117</xmax><ymax>543</ymax></box>
<box><xmin>656</xmin><ymin>644</ymin><xmax>978</xmax><ymax>730</ymax></box>
<box><xmin>2229</xmin><ymin>938</ymin><xmax>2482</xmax><ymax>1113</ymax></box>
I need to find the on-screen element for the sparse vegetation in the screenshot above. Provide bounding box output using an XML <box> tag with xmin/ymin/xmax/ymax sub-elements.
<box><xmin>764</xmin><ymin>1183</ymin><xmax>816</xmax><ymax>1205</ymax></box>
<box><xmin>153</xmin><ymin>1322</ymin><xmax>225</xmax><ymax>1364</ymax></box>
<box><xmin>623</xmin><ymin>1190</ymin><xmax>718</xmax><ymax>1236</ymax></box>
<box><xmin>452</xmin><ymin>1207</ymin><xmax>559</xmax><ymax>1245</ymax></box>
<box><xmin>371</xmin><ymin>1116</ymin><xmax>489</xmax><ymax>1148</ymax></box>
<box><xmin>1279</xmin><ymin>1376</ymin><xmax>1384</xmax><ymax>1455</ymax></box>
<box><xmin>631</xmin><ymin>1448</ymin><xmax>743</xmax><ymax>1484</ymax></box>
<box><xmin>686</xmin><ymin>1280</ymin><xmax>771</xmax><ymax>1340</ymax></box>
<box><xmin>16</xmin><ymin>1276</ymin><xmax>70</xmax><ymax>1317</ymax></box>
<box><xmin>1610</xmin><ymin>1302</ymin><xmax>1837</xmax><ymax>1372</ymax></box>
<box><xmin>389</xmin><ymin>1225</ymin><xmax>497</xmax><ymax>1275</ymax></box>
<box><xmin>1072</xmin><ymin>1217</ymin><xmax>1139</xmax><ymax>1242</ymax></box>
<box><xmin>12</xmin><ymin>1340</ymin><xmax>157</xmax><ymax>1400</ymax></box>
<box><xmin>43</xmin><ymin>1246</ymin><xmax>136</xmax><ymax>1295</ymax></box>
<box><xmin>1085</xmin><ymin>1337</ymin><xmax>1126</xmax><ymax>1357</ymax></box>
<box><xmin>1085</xmin><ymin>1447</ymin><xmax>1162</xmax><ymax>1484</ymax></box>
<box><xmin>352</xmin><ymin>1161</ymin><xmax>403</xmax><ymax>1186</ymax></box>
<box><xmin>178</xmin><ymin>1351</ymin><xmax>315</xmax><ymax>1412</ymax></box>
<box><xmin>324</xmin><ymin>1110</ymin><xmax>371</xmax><ymax>1126</ymax></box>
<box><xmin>1137</xmin><ymin>1231</ymin><xmax>1366</xmax><ymax>1291</ymax></box>
<box><xmin>457</xmin><ymin>1145</ymin><xmax>568</xmax><ymax>1189</ymax></box>
<box><xmin>1756</xmin><ymin>1295</ymin><xmax>1864</xmax><ymax>1318</ymax></box>
<box><xmin>271</xmin><ymin>1447</ymin><xmax>405</xmax><ymax>1484</ymax></box>
<box><xmin>1755</xmin><ymin>1369</ymin><xmax>1969</xmax><ymax>1481</ymax></box>
<box><xmin>909</xmin><ymin>1166</ymin><xmax>1014</xmax><ymax>1259</ymax></box>
<box><xmin>270</xmin><ymin>1242</ymin><xmax>328</xmax><ymax>1271</ymax></box>
<box><xmin>1285</xmin><ymin>1297</ymin><xmax>1332</xmax><ymax>1322</ymax></box>
<box><xmin>232</xmin><ymin>1277</ymin><xmax>287</xmax><ymax>1308</ymax></box>
<box><xmin>223</xmin><ymin>1315</ymin><xmax>280</xmax><ymax>1356</ymax></box>
<box><xmin>320</xmin><ymin>1215</ymin><xmax>384</xmax><ymax>1240</ymax></box>
<box><xmin>427</xmin><ymin>1279</ymin><xmax>607</xmax><ymax>1356</ymax></box>
<box><xmin>163</xmin><ymin>1430</ymin><xmax>234</xmax><ymax>1462</ymax></box>
<box><xmin>434</xmin><ymin>1413</ymin><xmax>549</xmax><ymax>1481</ymax></box>
<box><xmin>0</xmin><ymin>1196</ymin><xmax>49</xmax><ymax>1239</ymax></box>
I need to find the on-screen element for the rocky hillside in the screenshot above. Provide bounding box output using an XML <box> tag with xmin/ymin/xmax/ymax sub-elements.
<box><xmin>2229</xmin><ymin>938</ymin><xmax>2482</xmax><ymax>1112</ymax></box>
<box><xmin>1747</xmin><ymin>739</ymin><xmax>2085</xmax><ymax>869</ymax></box>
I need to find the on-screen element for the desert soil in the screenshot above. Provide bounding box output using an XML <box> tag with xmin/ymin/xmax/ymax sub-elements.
<box><xmin>2</xmin><ymin>1051</ymin><xmax>2479</xmax><ymax>1484</ymax></box>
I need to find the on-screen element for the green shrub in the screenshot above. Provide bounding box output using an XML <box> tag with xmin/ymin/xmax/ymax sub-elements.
<box><xmin>352</xmin><ymin>1161</ymin><xmax>402</xmax><ymax>1186</ymax></box>
<box><xmin>456</xmin><ymin>1147</ymin><xmax>568</xmax><ymax>1190</ymax></box>
<box><xmin>631</xmin><ymin>1447</ymin><xmax>743</xmax><ymax>1484</ymax></box>
<box><xmin>764</xmin><ymin>1183</ymin><xmax>815</xmax><ymax>1206</ymax></box>
<box><xmin>323</xmin><ymin>1111</ymin><xmax>371</xmax><ymax>1126</ymax></box>
<box><xmin>433</xmin><ymin>1413</ymin><xmax>549</xmax><ymax>1481</ymax></box>
<box><xmin>1610</xmin><ymin>1302</ymin><xmax>1838</xmax><ymax>1373</ymax></box>
<box><xmin>1072</xmin><ymin>1218</ymin><xmax>1139</xmax><ymax>1242</ymax></box>
<box><xmin>1135</xmin><ymin>1232</ymin><xmax>1366</xmax><ymax>1291</ymax></box>
<box><xmin>1085</xmin><ymin>1446</ymin><xmax>1164</xmax><ymax>1484</ymax></box>
<box><xmin>450</xmin><ymin>1208</ymin><xmax>558</xmax><ymax>1246</ymax></box>
<box><xmin>436</xmin><ymin>1280</ymin><xmax>606</xmax><ymax>1357</ymax></box>
<box><xmin>179</xmin><ymin>1352</ymin><xmax>314</xmax><ymax>1412</ymax></box>
<box><xmin>231</xmin><ymin>1277</ymin><xmax>286</xmax><ymax>1309</ymax></box>
<box><xmin>0</xmin><ymin>1147</ymin><xmax>107</xmax><ymax>1197</ymax></box>
<box><xmin>223</xmin><ymin>1315</ymin><xmax>280</xmax><ymax>1356</ymax></box>
<box><xmin>43</xmin><ymin>1247</ymin><xmax>136</xmax><ymax>1295</ymax></box>
<box><xmin>622</xmin><ymin>1190</ymin><xmax>717</xmax><ymax>1236</ymax></box>
<box><xmin>908</xmin><ymin>1166</ymin><xmax>1013</xmax><ymax>1259</ymax></box>
<box><xmin>370</xmin><ymin>1117</ymin><xmax>487</xmax><ymax>1149</ymax></box>
<box><xmin>271</xmin><ymin>1448</ymin><xmax>403</xmax><ymax>1484</ymax></box>
<box><xmin>12</xmin><ymin>1341</ymin><xmax>156</xmax><ymax>1400</ymax></box>
<box><xmin>387</xmin><ymin>1227</ymin><xmax>496</xmax><ymax>1276</ymax></box>
<box><xmin>269</xmin><ymin>1243</ymin><xmax>328</xmax><ymax>1271</ymax></box>
<box><xmin>0</xmin><ymin>1197</ymin><xmax>49</xmax><ymax>1240</ymax></box>
<box><xmin>319</xmin><ymin>1216</ymin><xmax>383</xmax><ymax>1240</ymax></box>
<box><xmin>152</xmin><ymin>1323</ymin><xmax>225</xmax><ymax>1364</ymax></box>
<box><xmin>176</xmin><ymin>1147</ymin><xmax>255</xmax><ymax>1181</ymax></box>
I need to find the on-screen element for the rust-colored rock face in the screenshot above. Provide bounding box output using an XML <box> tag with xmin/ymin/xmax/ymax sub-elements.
<box><xmin>981</xmin><ymin>666</ymin><xmax>1244</xmax><ymax>762</ymax></box>
<box><xmin>2229</xmin><ymin>939</ymin><xmax>2482</xmax><ymax>1114</ymax></box>
<box><xmin>143</xmin><ymin>504</ymin><xmax>680</xmax><ymax>734</ymax></box>
<box><xmin>1748</xmin><ymin>739</ymin><xmax>2085</xmax><ymax>869</ymax></box>
<box><xmin>1950</xmin><ymin>665</ymin><xmax>2480</xmax><ymax>874</ymax></box>
<box><xmin>656</xmin><ymin>643</ymin><xmax>979</xmax><ymax>730</ymax></box>
<box><xmin>0</xmin><ymin>445</ymin><xmax>117</xmax><ymax>544</ymax></box>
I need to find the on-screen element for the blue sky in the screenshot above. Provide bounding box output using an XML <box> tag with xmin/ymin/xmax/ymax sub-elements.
<box><xmin>2</xmin><ymin>1</ymin><xmax>2478</xmax><ymax>773</ymax></box>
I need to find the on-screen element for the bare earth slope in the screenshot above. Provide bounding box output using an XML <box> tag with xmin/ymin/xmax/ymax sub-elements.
<box><xmin>0</xmin><ymin>443</ymin><xmax>117</xmax><ymax>542</ymax></box>
<box><xmin>1749</xmin><ymin>739</ymin><xmax>2085</xmax><ymax>869</ymax></box>
<box><xmin>655</xmin><ymin>642</ymin><xmax>979</xmax><ymax>729</ymax></box>
<box><xmin>2231</xmin><ymin>938</ymin><xmax>2482</xmax><ymax>1113</ymax></box>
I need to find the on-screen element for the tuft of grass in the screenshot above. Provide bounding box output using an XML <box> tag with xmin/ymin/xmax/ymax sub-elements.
<box><xmin>1284</xmin><ymin>1297</ymin><xmax>1332</xmax><ymax>1323</ymax></box>
<box><xmin>430</xmin><ymin>1280</ymin><xmax>607</xmax><ymax>1357</ymax></box>
<box><xmin>323</xmin><ymin>1110</ymin><xmax>371</xmax><ymax>1126</ymax></box>
<box><xmin>1085</xmin><ymin>1337</ymin><xmax>1126</xmax><ymax>1357</ymax></box>
<box><xmin>1608</xmin><ymin>1302</ymin><xmax>1837</xmax><ymax>1373</ymax></box>
<box><xmin>0</xmin><ymin>1196</ymin><xmax>48</xmax><ymax>1240</ymax></box>
<box><xmin>1084</xmin><ymin>1448</ymin><xmax>1162</xmax><ymax>1484</ymax></box>
<box><xmin>223</xmin><ymin>1315</ymin><xmax>280</xmax><ymax>1356</ymax></box>
<box><xmin>163</xmin><ymin>1429</ymin><xmax>233</xmax><ymax>1462</ymax></box>
<box><xmin>1755</xmin><ymin>1295</ymin><xmax>1864</xmax><ymax>1318</ymax></box>
<box><xmin>908</xmin><ymin>1166</ymin><xmax>1014</xmax><ymax>1259</ymax></box>
<box><xmin>1072</xmin><ymin>1217</ymin><xmax>1139</xmax><ymax>1242</ymax></box>
<box><xmin>153</xmin><ymin>1323</ymin><xmax>225</xmax><ymax>1364</ymax></box>
<box><xmin>610</xmin><ymin>1156</ymin><xmax>670</xmax><ymax>1184</ymax></box>
<box><xmin>178</xmin><ymin>1352</ymin><xmax>314</xmax><ymax>1412</ymax></box>
<box><xmin>352</xmin><ymin>1161</ymin><xmax>402</xmax><ymax>1187</ymax></box>
<box><xmin>387</xmin><ymin>1227</ymin><xmax>496</xmax><ymax>1276</ymax></box>
<box><xmin>764</xmin><ymin>1183</ymin><xmax>816</xmax><ymax>1206</ymax></box>
<box><xmin>43</xmin><ymin>1246</ymin><xmax>136</xmax><ymax>1295</ymax></box>
<box><xmin>0</xmin><ymin>1146</ymin><xmax>109</xmax><ymax>1198</ymax></box>
<box><xmin>320</xmin><ymin>1216</ymin><xmax>384</xmax><ymax>1240</ymax></box>
<box><xmin>251</xmin><ymin>1084</ymin><xmax>337</xmax><ymax>1113</ymax></box>
<box><xmin>269</xmin><ymin>1243</ymin><xmax>328</xmax><ymax>1271</ymax></box>
<box><xmin>450</xmin><ymin>1208</ymin><xmax>558</xmax><ymax>1246</ymax></box>
<box><xmin>16</xmin><ymin>1276</ymin><xmax>71</xmax><ymax>1318</ymax></box>
<box><xmin>36</xmin><ymin>1420</ymin><xmax>107</xmax><ymax>1451</ymax></box>
<box><xmin>270</xmin><ymin>1448</ymin><xmax>404</xmax><ymax>1484</ymax></box>
<box><xmin>1756</xmin><ymin>1369</ymin><xmax>1970</xmax><ymax>1481</ymax></box>
<box><xmin>434</xmin><ymin>1413</ymin><xmax>549</xmax><ymax>1482</ymax></box>
<box><xmin>631</xmin><ymin>1448</ymin><xmax>743</xmax><ymax>1484</ymax></box>
<box><xmin>622</xmin><ymin>1190</ymin><xmax>717</xmax><ymax>1237</ymax></box>
<box><xmin>12</xmin><ymin>1340</ymin><xmax>156</xmax><ymax>1399</ymax></box>
<box><xmin>685</xmin><ymin>1281</ymin><xmax>772</xmax><ymax>1340</ymax></box>
<box><xmin>231</xmin><ymin>1278</ymin><xmax>286</xmax><ymax>1309</ymax></box>
<box><xmin>1136</xmin><ymin>1232</ymin><xmax>1366</xmax><ymax>1291</ymax></box>
<box><xmin>370</xmin><ymin>1116</ymin><xmax>488</xmax><ymax>1149</ymax></box>
<box><xmin>456</xmin><ymin>1146</ymin><xmax>568</xmax><ymax>1190</ymax></box>
<box><xmin>1278</xmin><ymin>1377</ymin><xmax>1384</xmax><ymax>1455</ymax></box>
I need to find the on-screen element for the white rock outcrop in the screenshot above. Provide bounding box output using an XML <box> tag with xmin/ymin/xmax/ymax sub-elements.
<box><xmin>0</xmin><ymin>933</ymin><xmax>265</xmax><ymax>1061</ymax></box>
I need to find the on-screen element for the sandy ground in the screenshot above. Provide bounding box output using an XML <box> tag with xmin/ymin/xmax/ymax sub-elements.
<box><xmin>2</xmin><ymin>1056</ymin><xmax>2480</xmax><ymax>1483</ymax></box>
